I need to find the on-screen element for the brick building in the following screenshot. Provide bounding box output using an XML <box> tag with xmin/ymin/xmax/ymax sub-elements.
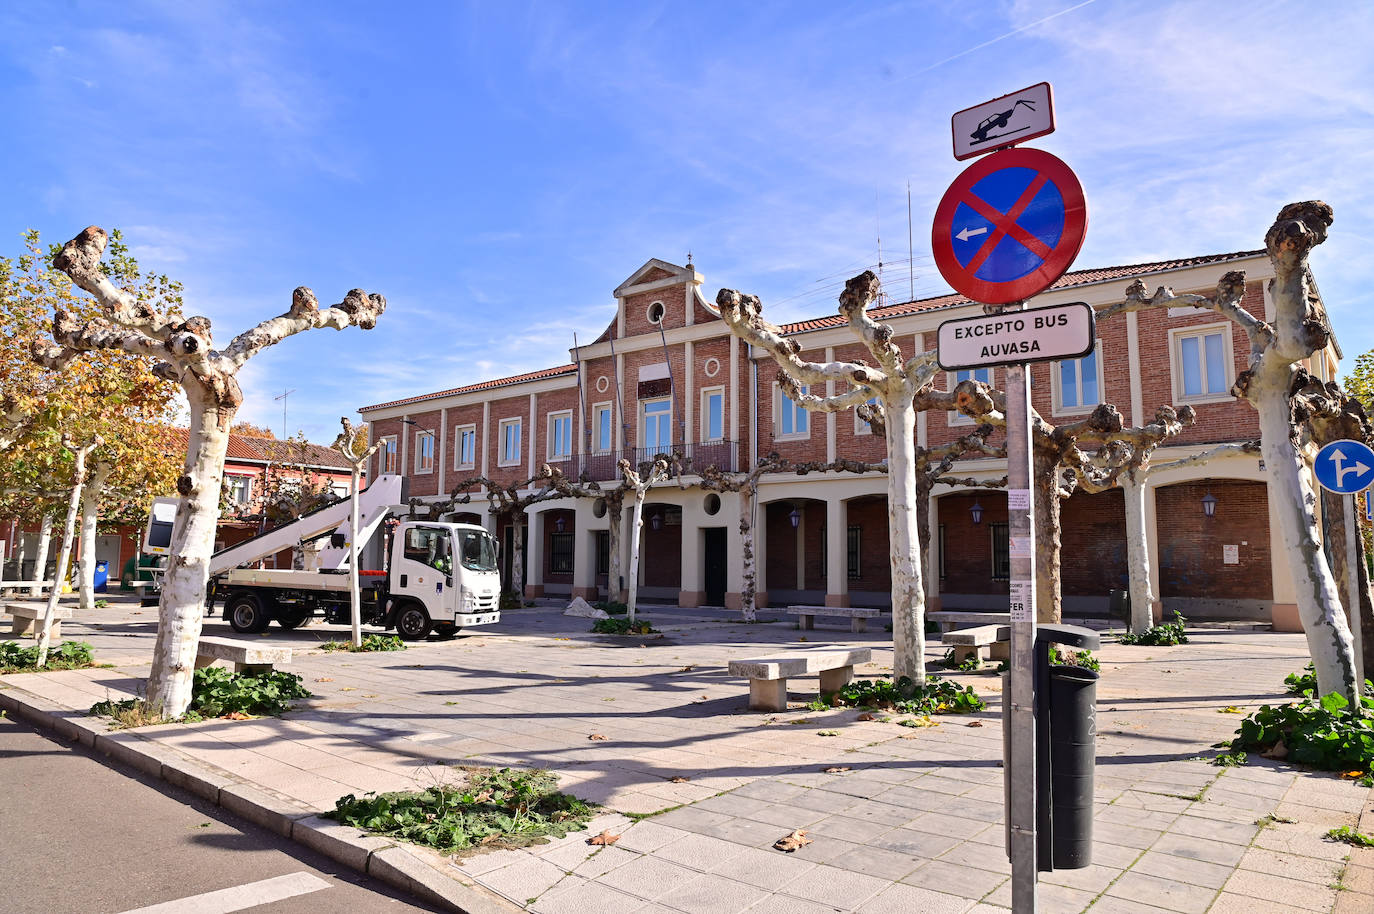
<box><xmin>358</xmin><ymin>253</ymin><xmax>1339</xmax><ymax>627</ymax></box>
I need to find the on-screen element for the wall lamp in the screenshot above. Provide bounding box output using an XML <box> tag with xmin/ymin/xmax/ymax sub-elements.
<box><xmin>970</xmin><ymin>501</ymin><xmax>984</xmax><ymax>525</ymax></box>
<box><xmin>789</xmin><ymin>505</ymin><xmax>802</xmax><ymax>529</ymax></box>
<box><xmin>1201</xmin><ymin>492</ymin><xmax>1218</xmax><ymax>517</ymax></box>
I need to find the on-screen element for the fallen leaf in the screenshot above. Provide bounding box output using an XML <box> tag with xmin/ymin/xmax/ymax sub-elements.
<box><xmin>588</xmin><ymin>733</ymin><xmax>609</xmax><ymax>741</ymax></box>
<box><xmin>314</xmin><ymin>677</ymin><xmax>334</xmax><ymax>682</ymax></box>
<box><xmin>817</xmin><ymin>730</ymin><xmax>840</xmax><ymax>737</ymax></box>
<box><xmin>966</xmin><ymin>721</ymin><xmax>984</xmax><ymax>728</ymax></box>
<box><xmin>555</xmin><ymin>637</ymin><xmax>570</xmax><ymax>641</ymax></box>
<box><xmin>773</xmin><ymin>829</ymin><xmax>812</xmax><ymax>852</ymax></box>
<box><xmin>680</xmin><ymin>665</ymin><xmax>694</xmax><ymax>673</ymax></box>
<box><xmin>789</xmin><ymin>718</ymin><xmax>816</xmax><ymax>726</ymax></box>
<box><xmin>798</xmin><ymin>637</ymin><xmax>808</xmax><ymax>642</ymax></box>
<box><xmin>669</xmin><ymin>776</ymin><xmax>690</xmax><ymax>783</ymax></box>
<box><xmin>1219</xmin><ymin>706</ymin><xmax>1243</xmax><ymax>714</ymax></box>
<box><xmin>639</xmin><ymin>643</ymin><xmax>648</xmax><ymax>648</ymax></box>
<box><xmin>339</xmin><ymin>687</ymin><xmax>357</xmax><ymax>692</ymax></box>
<box><xmin>898</xmin><ymin>717</ymin><xmax>939</xmax><ymax>729</ymax></box>
<box><xmin>363</xmin><ymin>694</ymin><xmax>379</xmax><ymax>698</ymax></box>
<box><xmin>822</xmin><ymin>765</ymin><xmax>851</xmax><ymax>773</ymax></box>
<box><xmin>1261</xmin><ymin>739</ymin><xmax>1288</xmax><ymax>760</ymax></box>
<box><xmin>587</xmin><ymin>830</ymin><xmax>620</xmax><ymax>846</ymax></box>
<box><xmin>856</xmin><ymin>713</ymin><xmax>876</xmax><ymax>722</ymax></box>
<box><xmin>222</xmin><ymin>711</ymin><xmax>251</xmax><ymax>720</ymax></box>
<box><xmin>1341</xmin><ymin>770</ymin><xmax>1366</xmax><ymax>779</ymax></box>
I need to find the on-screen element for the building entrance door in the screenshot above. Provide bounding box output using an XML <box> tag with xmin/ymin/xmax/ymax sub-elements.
<box><xmin>704</xmin><ymin>527</ymin><xmax>727</xmax><ymax>606</ymax></box>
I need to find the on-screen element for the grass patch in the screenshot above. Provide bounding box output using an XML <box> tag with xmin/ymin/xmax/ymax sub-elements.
<box><xmin>0</xmin><ymin>640</ymin><xmax>96</xmax><ymax>674</ymax></box>
<box><xmin>1211</xmin><ymin>750</ymin><xmax>1249</xmax><ymax>768</ymax></box>
<box><xmin>328</xmin><ymin>766</ymin><xmax>595</xmax><ymax>852</ymax></box>
<box><xmin>591</xmin><ymin>617</ymin><xmax>658</xmax><ymax>635</ymax></box>
<box><xmin>1117</xmin><ymin>613</ymin><xmax>1188</xmax><ymax>646</ymax></box>
<box><xmin>89</xmin><ymin>666</ymin><xmax>313</xmax><ymax>726</ymax></box>
<box><xmin>1325</xmin><ymin>825</ymin><xmax>1374</xmax><ymax>848</ymax></box>
<box><xmin>1256</xmin><ymin>813</ymin><xmax>1297</xmax><ymax>828</ymax></box>
<box><xmin>935</xmin><ymin>649</ymin><xmax>984</xmax><ymax>672</ymax></box>
<box><xmin>320</xmin><ymin>634</ymin><xmax>407</xmax><ymax>653</ymax></box>
<box><xmin>829</xmin><ymin>675</ymin><xmax>985</xmax><ymax>715</ymax></box>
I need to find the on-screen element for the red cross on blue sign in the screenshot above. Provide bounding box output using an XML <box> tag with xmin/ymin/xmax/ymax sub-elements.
<box><xmin>931</xmin><ymin>147</ymin><xmax>1088</xmax><ymax>305</ymax></box>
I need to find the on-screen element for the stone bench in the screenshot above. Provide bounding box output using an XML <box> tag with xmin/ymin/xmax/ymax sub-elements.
<box><xmin>786</xmin><ymin>605</ymin><xmax>880</xmax><ymax>633</ymax></box>
<box><xmin>728</xmin><ymin>648</ymin><xmax>872</xmax><ymax>712</ymax></box>
<box><xmin>0</xmin><ymin>580</ymin><xmax>55</xmax><ymax>595</ymax></box>
<box><xmin>4</xmin><ymin>602</ymin><xmax>72</xmax><ymax>638</ymax></box>
<box><xmin>929</xmin><ymin>611</ymin><xmax>1011</xmax><ymax>635</ymax></box>
<box><xmin>195</xmin><ymin>636</ymin><xmax>293</xmax><ymax>675</ymax></box>
<box><xmin>942</xmin><ymin>624</ymin><xmax>1011</xmax><ymax>664</ymax></box>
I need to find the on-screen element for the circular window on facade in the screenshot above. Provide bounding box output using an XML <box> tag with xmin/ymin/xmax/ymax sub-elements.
<box><xmin>646</xmin><ymin>301</ymin><xmax>666</xmax><ymax>324</ymax></box>
<box><xmin>704</xmin><ymin>493</ymin><xmax>721</xmax><ymax>516</ymax></box>
<box><xmin>592</xmin><ymin>497</ymin><xmax>607</xmax><ymax>518</ymax></box>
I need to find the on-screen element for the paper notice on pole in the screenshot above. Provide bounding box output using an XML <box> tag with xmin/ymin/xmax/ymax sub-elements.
<box><xmin>1007</xmin><ymin>489</ymin><xmax>1031</xmax><ymax>511</ymax></box>
<box><xmin>1009</xmin><ymin>535</ymin><xmax>1031</xmax><ymax>558</ymax></box>
<box><xmin>1009</xmin><ymin>581</ymin><xmax>1033</xmax><ymax>622</ymax></box>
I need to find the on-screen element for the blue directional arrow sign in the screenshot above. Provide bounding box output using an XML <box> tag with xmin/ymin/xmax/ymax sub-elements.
<box><xmin>1314</xmin><ymin>439</ymin><xmax>1374</xmax><ymax>494</ymax></box>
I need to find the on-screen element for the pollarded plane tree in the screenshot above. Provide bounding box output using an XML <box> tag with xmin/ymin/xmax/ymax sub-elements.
<box><xmin>34</xmin><ymin>434</ymin><xmax>101</xmax><ymax>665</ymax></box>
<box><xmin>444</xmin><ymin>472</ymin><xmax>566</xmax><ymax>603</ymax></box>
<box><xmin>717</xmin><ymin>273</ymin><xmax>941</xmax><ymax>679</ymax></box>
<box><xmin>36</xmin><ymin>226</ymin><xmax>387</xmax><ymax>718</ymax></box>
<box><xmin>1096</xmin><ymin>201</ymin><xmax>1361</xmax><ymax>705</ymax></box>
<box><xmin>1065</xmin><ymin>404</ymin><xmax>1261</xmax><ymax>635</ymax></box>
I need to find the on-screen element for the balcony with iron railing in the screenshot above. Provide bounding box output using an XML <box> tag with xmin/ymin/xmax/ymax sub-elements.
<box><xmin>564</xmin><ymin>439</ymin><xmax>738</xmax><ymax>481</ymax></box>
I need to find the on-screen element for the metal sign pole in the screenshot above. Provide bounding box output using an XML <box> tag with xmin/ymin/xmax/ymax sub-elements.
<box><xmin>1005</xmin><ymin>352</ymin><xmax>1038</xmax><ymax>912</ymax></box>
<box><xmin>1345</xmin><ymin>494</ymin><xmax>1366</xmax><ymax>688</ymax></box>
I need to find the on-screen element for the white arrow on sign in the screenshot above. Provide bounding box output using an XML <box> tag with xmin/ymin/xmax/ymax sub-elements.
<box><xmin>1330</xmin><ymin>446</ymin><xmax>1371</xmax><ymax>488</ymax></box>
<box><xmin>956</xmin><ymin>226</ymin><xmax>988</xmax><ymax>242</ymax></box>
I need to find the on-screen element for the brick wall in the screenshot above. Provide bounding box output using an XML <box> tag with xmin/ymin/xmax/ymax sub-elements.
<box><xmin>937</xmin><ymin>492</ymin><xmax>1009</xmax><ymax>596</ymax></box>
<box><xmin>1060</xmin><ymin>489</ymin><xmax>1128</xmax><ymax>596</ymax></box>
<box><xmin>846</xmin><ymin>495</ymin><xmax>891</xmax><ymax>596</ymax></box>
<box><xmin>486</xmin><ymin>393</ymin><xmax>531</xmax><ymax>486</ymax></box>
<box><xmin>1156</xmin><ymin>479</ymin><xmax>1271</xmax><ymax>600</ymax></box>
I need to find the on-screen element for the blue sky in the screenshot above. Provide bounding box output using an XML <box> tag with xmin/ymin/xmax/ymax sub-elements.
<box><xmin>2</xmin><ymin>1</ymin><xmax>1371</xmax><ymax>441</ymax></box>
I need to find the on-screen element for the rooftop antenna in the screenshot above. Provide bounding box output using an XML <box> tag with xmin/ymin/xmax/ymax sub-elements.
<box><xmin>876</xmin><ymin>190</ymin><xmax>889</xmax><ymax>308</ymax></box>
<box><xmin>273</xmin><ymin>388</ymin><xmax>296</xmax><ymax>438</ymax></box>
<box><xmin>686</xmin><ymin>250</ymin><xmax>693</xmax><ymax>267</ymax></box>
<box><xmin>907</xmin><ymin>181</ymin><xmax>915</xmax><ymax>303</ymax></box>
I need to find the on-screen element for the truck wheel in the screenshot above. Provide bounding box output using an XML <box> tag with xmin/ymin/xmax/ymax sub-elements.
<box><xmin>275</xmin><ymin>608</ymin><xmax>311</xmax><ymax>630</ymax></box>
<box><xmin>394</xmin><ymin>604</ymin><xmax>431</xmax><ymax>641</ymax></box>
<box><xmin>227</xmin><ymin>593</ymin><xmax>271</xmax><ymax>634</ymax></box>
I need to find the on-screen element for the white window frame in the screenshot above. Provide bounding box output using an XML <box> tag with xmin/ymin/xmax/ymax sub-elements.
<box><xmin>775</xmin><ymin>384</ymin><xmax>810</xmax><ymax>440</ymax></box>
<box><xmin>700</xmin><ymin>386</ymin><xmax>725</xmax><ymax>442</ymax></box>
<box><xmin>379</xmin><ymin>436</ymin><xmax>397</xmax><ymax>474</ymax></box>
<box><xmin>1169</xmin><ymin>323</ymin><xmax>1234</xmax><ymax>404</ymax></box>
<box><xmin>1051</xmin><ymin>343</ymin><xmax>1105</xmax><ymax>417</ymax></box>
<box><xmin>498</xmin><ymin>417</ymin><xmax>522</xmax><ymax>467</ymax></box>
<box><xmin>225</xmin><ymin>474</ymin><xmax>253</xmax><ymax>505</ymax></box>
<box><xmin>640</xmin><ymin>397</ymin><xmax>673</xmax><ymax>452</ymax></box>
<box><xmin>948</xmin><ymin>368</ymin><xmax>993</xmax><ymax>426</ymax></box>
<box><xmin>414</xmin><ymin>430</ymin><xmax>435</xmax><ymax>474</ymax></box>
<box><xmin>592</xmin><ymin>402</ymin><xmax>613</xmax><ymax>454</ymax></box>
<box><xmin>547</xmin><ymin>410</ymin><xmax>573</xmax><ymax>461</ymax></box>
<box><xmin>854</xmin><ymin>394</ymin><xmax>879</xmax><ymax>436</ymax></box>
<box><xmin>454</xmin><ymin>424</ymin><xmax>476</xmax><ymax>471</ymax></box>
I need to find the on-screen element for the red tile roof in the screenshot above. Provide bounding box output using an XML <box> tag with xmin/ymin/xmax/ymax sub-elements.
<box><xmin>163</xmin><ymin>428</ymin><xmax>352</xmax><ymax>469</ymax></box>
<box><xmin>779</xmin><ymin>249</ymin><xmax>1266</xmax><ymax>334</ymax></box>
<box><xmin>359</xmin><ymin>249</ymin><xmax>1265</xmax><ymax>411</ymax></box>
<box><xmin>359</xmin><ymin>364</ymin><xmax>577</xmax><ymax>412</ymax></box>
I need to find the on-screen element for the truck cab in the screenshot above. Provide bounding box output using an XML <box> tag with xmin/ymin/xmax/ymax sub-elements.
<box><xmin>387</xmin><ymin>522</ymin><xmax>501</xmax><ymax>637</ymax></box>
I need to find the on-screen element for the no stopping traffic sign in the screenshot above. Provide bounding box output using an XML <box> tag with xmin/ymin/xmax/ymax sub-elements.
<box><xmin>932</xmin><ymin>147</ymin><xmax>1088</xmax><ymax>305</ymax></box>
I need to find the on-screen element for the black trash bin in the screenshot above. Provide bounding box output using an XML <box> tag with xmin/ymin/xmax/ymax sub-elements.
<box><xmin>1048</xmin><ymin>664</ymin><xmax>1098</xmax><ymax>869</ymax></box>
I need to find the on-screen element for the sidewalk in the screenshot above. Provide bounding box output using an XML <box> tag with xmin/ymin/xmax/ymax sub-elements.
<box><xmin>2</xmin><ymin>600</ymin><xmax>1371</xmax><ymax>913</ymax></box>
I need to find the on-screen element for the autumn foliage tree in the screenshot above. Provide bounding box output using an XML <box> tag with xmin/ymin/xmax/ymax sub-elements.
<box><xmin>36</xmin><ymin>226</ymin><xmax>386</xmax><ymax>718</ymax></box>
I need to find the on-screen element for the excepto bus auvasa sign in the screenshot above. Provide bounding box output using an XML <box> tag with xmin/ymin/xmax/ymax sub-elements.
<box><xmin>936</xmin><ymin>301</ymin><xmax>1096</xmax><ymax>371</ymax></box>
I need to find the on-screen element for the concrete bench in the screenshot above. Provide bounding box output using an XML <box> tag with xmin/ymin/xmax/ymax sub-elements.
<box><xmin>195</xmin><ymin>636</ymin><xmax>292</xmax><ymax>675</ymax></box>
<box><xmin>0</xmin><ymin>580</ymin><xmax>55</xmax><ymax>595</ymax></box>
<box><xmin>728</xmin><ymin>648</ymin><xmax>873</xmax><ymax>712</ymax></box>
<box><xmin>929</xmin><ymin>611</ymin><xmax>1011</xmax><ymax>635</ymax></box>
<box><xmin>787</xmin><ymin>605</ymin><xmax>880</xmax><ymax>633</ymax></box>
<box><xmin>942</xmin><ymin>624</ymin><xmax>1010</xmax><ymax>664</ymax></box>
<box><xmin>4</xmin><ymin>601</ymin><xmax>72</xmax><ymax>639</ymax></box>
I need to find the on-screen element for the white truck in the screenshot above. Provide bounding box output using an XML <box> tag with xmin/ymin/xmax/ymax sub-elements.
<box><xmin>199</xmin><ymin>474</ymin><xmax>501</xmax><ymax>640</ymax></box>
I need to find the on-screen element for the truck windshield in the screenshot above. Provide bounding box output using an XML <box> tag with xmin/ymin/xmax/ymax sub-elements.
<box><xmin>458</xmin><ymin>531</ymin><xmax>498</xmax><ymax>573</ymax></box>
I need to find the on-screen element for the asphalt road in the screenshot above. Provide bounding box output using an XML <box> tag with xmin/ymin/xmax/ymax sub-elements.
<box><xmin>0</xmin><ymin>712</ymin><xmax>443</xmax><ymax>914</ymax></box>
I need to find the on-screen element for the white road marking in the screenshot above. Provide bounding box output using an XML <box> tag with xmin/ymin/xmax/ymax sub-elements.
<box><xmin>116</xmin><ymin>871</ymin><xmax>331</xmax><ymax>914</ymax></box>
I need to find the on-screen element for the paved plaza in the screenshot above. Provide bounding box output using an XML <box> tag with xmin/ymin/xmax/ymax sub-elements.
<box><xmin>2</xmin><ymin>596</ymin><xmax>1372</xmax><ymax>913</ymax></box>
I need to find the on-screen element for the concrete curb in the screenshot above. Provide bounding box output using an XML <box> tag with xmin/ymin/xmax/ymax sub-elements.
<box><xmin>0</xmin><ymin>684</ymin><xmax>521</xmax><ymax>914</ymax></box>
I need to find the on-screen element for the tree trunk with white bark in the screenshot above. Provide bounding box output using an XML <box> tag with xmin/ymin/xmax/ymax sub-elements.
<box><xmin>76</xmin><ymin>460</ymin><xmax>113</xmax><ymax>610</ymax></box>
<box><xmin>1032</xmin><ymin>448</ymin><xmax>1063</xmax><ymax>624</ymax></box>
<box><xmin>1120</xmin><ymin>471</ymin><xmax>1155</xmax><ymax>635</ymax></box>
<box><xmin>332</xmin><ymin>418</ymin><xmax>382</xmax><ymax>649</ymax></box>
<box><xmin>883</xmin><ymin>400</ymin><xmax>926</xmax><ymax>680</ymax></box>
<box><xmin>738</xmin><ymin>485</ymin><xmax>758</xmax><ymax>622</ymax></box>
<box><xmin>605</xmin><ymin>496</ymin><xmax>624</xmax><ymax>603</ymax></box>
<box><xmin>508</xmin><ymin>511</ymin><xmax>526</xmax><ymax>600</ymax></box>
<box><xmin>38</xmin><ymin>438</ymin><xmax>99</xmax><ymax>665</ymax></box>
<box><xmin>30</xmin><ymin>514</ymin><xmax>52</xmax><ymax>597</ymax></box>
<box><xmin>627</xmin><ymin>494</ymin><xmax>644</xmax><ymax>621</ymax></box>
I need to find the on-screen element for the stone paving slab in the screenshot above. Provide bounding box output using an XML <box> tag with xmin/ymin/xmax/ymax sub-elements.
<box><xmin>3</xmin><ymin>599</ymin><xmax>1372</xmax><ymax>913</ymax></box>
